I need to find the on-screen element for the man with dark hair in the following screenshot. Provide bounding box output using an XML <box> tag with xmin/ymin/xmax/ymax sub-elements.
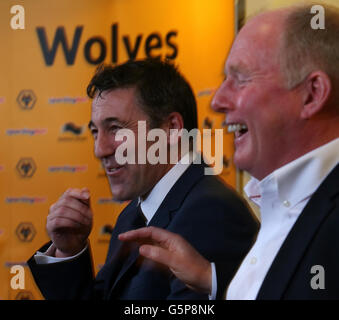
<box><xmin>120</xmin><ymin>4</ymin><xmax>339</xmax><ymax>300</ymax></box>
<box><xmin>87</xmin><ymin>59</ymin><xmax>198</xmax><ymax>131</ymax></box>
<box><xmin>28</xmin><ymin>58</ymin><xmax>258</xmax><ymax>300</ymax></box>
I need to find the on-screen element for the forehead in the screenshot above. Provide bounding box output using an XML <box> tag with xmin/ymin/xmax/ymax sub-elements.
<box><xmin>225</xmin><ymin>14</ymin><xmax>284</xmax><ymax>74</ymax></box>
<box><xmin>91</xmin><ymin>87</ymin><xmax>146</xmax><ymax>122</ymax></box>
<box><xmin>92</xmin><ymin>87</ymin><xmax>136</xmax><ymax>110</ymax></box>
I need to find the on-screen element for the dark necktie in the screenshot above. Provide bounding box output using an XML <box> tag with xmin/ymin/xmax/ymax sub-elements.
<box><xmin>130</xmin><ymin>204</ymin><xmax>147</xmax><ymax>229</ymax></box>
<box><xmin>111</xmin><ymin>204</ymin><xmax>147</xmax><ymax>298</ymax></box>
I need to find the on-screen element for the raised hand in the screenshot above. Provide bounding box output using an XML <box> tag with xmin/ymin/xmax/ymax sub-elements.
<box><xmin>119</xmin><ymin>226</ymin><xmax>212</xmax><ymax>294</ymax></box>
<box><xmin>46</xmin><ymin>188</ymin><xmax>93</xmax><ymax>257</ymax></box>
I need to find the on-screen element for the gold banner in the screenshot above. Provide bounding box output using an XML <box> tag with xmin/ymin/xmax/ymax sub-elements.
<box><xmin>0</xmin><ymin>0</ymin><xmax>235</xmax><ymax>299</ymax></box>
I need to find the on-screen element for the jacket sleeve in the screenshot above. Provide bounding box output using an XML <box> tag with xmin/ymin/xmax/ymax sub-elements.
<box><xmin>27</xmin><ymin>242</ymin><xmax>96</xmax><ymax>300</ymax></box>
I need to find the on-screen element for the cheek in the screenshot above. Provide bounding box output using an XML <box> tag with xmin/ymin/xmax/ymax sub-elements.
<box><xmin>126</xmin><ymin>164</ymin><xmax>144</xmax><ymax>184</ymax></box>
<box><xmin>235</xmin><ymin>86</ymin><xmax>263</xmax><ymax>116</ymax></box>
<box><xmin>236</xmin><ymin>92</ymin><xmax>248</xmax><ymax>108</ymax></box>
<box><xmin>240</xmin><ymin>86</ymin><xmax>288</xmax><ymax>122</ymax></box>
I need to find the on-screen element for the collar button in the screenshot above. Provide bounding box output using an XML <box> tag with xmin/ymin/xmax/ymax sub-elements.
<box><xmin>283</xmin><ymin>200</ymin><xmax>290</xmax><ymax>207</ymax></box>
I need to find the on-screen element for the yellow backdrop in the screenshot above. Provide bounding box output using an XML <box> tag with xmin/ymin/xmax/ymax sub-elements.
<box><xmin>0</xmin><ymin>0</ymin><xmax>235</xmax><ymax>299</ymax></box>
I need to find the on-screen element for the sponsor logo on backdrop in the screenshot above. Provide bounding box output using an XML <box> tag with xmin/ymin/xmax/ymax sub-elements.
<box><xmin>100</xmin><ymin>224</ymin><xmax>113</xmax><ymax>235</ymax></box>
<box><xmin>97</xmin><ymin>197</ymin><xmax>115</xmax><ymax>204</ymax></box>
<box><xmin>16</xmin><ymin>158</ymin><xmax>36</xmax><ymax>178</ymax></box>
<box><xmin>5</xmin><ymin>196</ymin><xmax>47</xmax><ymax>204</ymax></box>
<box><xmin>48</xmin><ymin>165</ymin><xmax>88</xmax><ymax>173</ymax></box>
<box><xmin>197</xmin><ymin>88</ymin><xmax>216</xmax><ymax>98</ymax></box>
<box><xmin>15</xmin><ymin>222</ymin><xmax>36</xmax><ymax>242</ymax></box>
<box><xmin>202</xmin><ymin>117</ymin><xmax>227</xmax><ymax>136</ymax></box>
<box><xmin>62</xmin><ymin>122</ymin><xmax>85</xmax><ymax>135</ymax></box>
<box><xmin>223</xmin><ymin>155</ymin><xmax>231</xmax><ymax>169</ymax></box>
<box><xmin>36</xmin><ymin>24</ymin><xmax>178</xmax><ymax>66</ymax></box>
<box><xmin>5</xmin><ymin>262</ymin><xmax>27</xmax><ymax>268</ymax></box>
<box><xmin>6</xmin><ymin>128</ymin><xmax>48</xmax><ymax>136</ymax></box>
<box><xmin>15</xmin><ymin>291</ymin><xmax>34</xmax><ymax>300</ymax></box>
<box><xmin>48</xmin><ymin>96</ymin><xmax>89</xmax><ymax>104</ymax></box>
<box><xmin>202</xmin><ymin>117</ymin><xmax>213</xmax><ymax>130</ymax></box>
<box><xmin>98</xmin><ymin>224</ymin><xmax>114</xmax><ymax>243</ymax></box>
<box><xmin>58</xmin><ymin>122</ymin><xmax>87</xmax><ymax>142</ymax></box>
<box><xmin>16</xmin><ymin>90</ymin><xmax>37</xmax><ymax>110</ymax></box>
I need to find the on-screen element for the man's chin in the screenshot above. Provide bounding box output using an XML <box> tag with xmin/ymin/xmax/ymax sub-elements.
<box><xmin>109</xmin><ymin>186</ymin><xmax>134</xmax><ymax>203</ymax></box>
<box><xmin>233</xmin><ymin>154</ymin><xmax>251</xmax><ymax>174</ymax></box>
<box><xmin>110</xmin><ymin>193</ymin><xmax>131</xmax><ymax>203</ymax></box>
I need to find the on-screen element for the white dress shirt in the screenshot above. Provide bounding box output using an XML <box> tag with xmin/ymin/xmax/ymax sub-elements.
<box><xmin>34</xmin><ymin>152</ymin><xmax>195</xmax><ymax>264</ymax></box>
<box><xmin>225</xmin><ymin>138</ymin><xmax>339</xmax><ymax>300</ymax></box>
<box><xmin>139</xmin><ymin>152</ymin><xmax>195</xmax><ymax>224</ymax></box>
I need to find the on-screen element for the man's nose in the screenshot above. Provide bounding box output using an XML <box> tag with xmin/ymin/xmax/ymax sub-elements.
<box><xmin>211</xmin><ymin>80</ymin><xmax>234</xmax><ymax>114</ymax></box>
<box><xmin>94</xmin><ymin>132</ymin><xmax>115</xmax><ymax>159</ymax></box>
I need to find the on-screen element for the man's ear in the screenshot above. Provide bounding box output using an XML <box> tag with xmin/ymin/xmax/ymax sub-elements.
<box><xmin>165</xmin><ymin>112</ymin><xmax>184</xmax><ymax>145</ymax></box>
<box><xmin>301</xmin><ymin>71</ymin><xmax>332</xmax><ymax>119</ymax></box>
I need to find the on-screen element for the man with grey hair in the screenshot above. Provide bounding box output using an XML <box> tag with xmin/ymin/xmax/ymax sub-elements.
<box><xmin>120</xmin><ymin>3</ymin><xmax>339</xmax><ymax>299</ymax></box>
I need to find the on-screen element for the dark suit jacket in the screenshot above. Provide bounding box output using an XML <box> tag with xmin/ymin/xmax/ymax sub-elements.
<box><xmin>28</xmin><ymin>162</ymin><xmax>259</xmax><ymax>300</ymax></box>
<box><xmin>216</xmin><ymin>163</ymin><xmax>339</xmax><ymax>300</ymax></box>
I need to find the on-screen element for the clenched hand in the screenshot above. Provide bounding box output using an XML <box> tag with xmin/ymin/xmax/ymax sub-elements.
<box><xmin>46</xmin><ymin>188</ymin><xmax>93</xmax><ymax>257</ymax></box>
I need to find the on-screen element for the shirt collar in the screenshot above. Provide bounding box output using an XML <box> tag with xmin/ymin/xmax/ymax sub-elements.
<box><xmin>245</xmin><ymin>137</ymin><xmax>339</xmax><ymax>210</ymax></box>
<box><xmin>138</xmin><ymin>152</ymin><xmax>196</xmax><ymax>224</ymax></box>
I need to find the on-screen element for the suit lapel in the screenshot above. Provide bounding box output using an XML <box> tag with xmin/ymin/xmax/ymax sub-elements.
<box><xmin>257</xmin><ymin>164</ymin><xmax>339</xmax><ymax>299</ymax></box>
<box><xmin>148</xmin><ymin>162</ymin><xmax>206</xmax><ymax>227</ymax></box>
<box><xmin>108</xmin><ymin>206</ymin><xmax>172</xmax><ymax>297</ymax></box>
<box><xmin>157</xmin><ymin>162</ymin><xmax>206</xmax><ymax>209</ymax></box>
<box><xmin>102</xmin><ymin>200</ymin><xmax>142</xmax><ymax>297</ymax></box>
<box><xmin>105</xmin><ymin>200</ymin><xmax>140</xmax><ymax>265</ymax></box>
<box><xmin>108</xmin><ymin>162</ymin><xmax>207</xmax><ymax>296</ymax></box>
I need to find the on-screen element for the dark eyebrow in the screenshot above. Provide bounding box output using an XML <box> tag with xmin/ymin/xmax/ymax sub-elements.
<box><xmin>88</xmin><ymin>117</ymin><xmax>119</xmax><ymax>129</ymax></box>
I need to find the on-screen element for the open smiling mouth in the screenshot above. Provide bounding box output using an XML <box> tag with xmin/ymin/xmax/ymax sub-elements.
<box><xmin>105</xmin><ymin>165</ymin><xmax>124</xmax><ymax>176</ymax></box>
<box><xmin>227</xmin><ymin>123</ymin><xmax>248</xmax><ymax>138</ymax></box>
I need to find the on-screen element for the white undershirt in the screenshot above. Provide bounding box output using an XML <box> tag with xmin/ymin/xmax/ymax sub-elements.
<box><xmin>139</xmin><ymin>152</ymin><xmax>195</xmax><ymax>224</ymax></box>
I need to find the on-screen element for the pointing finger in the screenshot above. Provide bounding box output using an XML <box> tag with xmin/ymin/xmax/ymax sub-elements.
<box><xmin>119</xmin><ymin>226</ymin><xmax>178</xmax><ymax>248</ymax></box>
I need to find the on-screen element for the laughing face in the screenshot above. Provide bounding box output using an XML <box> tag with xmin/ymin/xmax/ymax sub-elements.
<box><xmin>211</xmin><ymin>12</ymin><xmax>304</xmax><ymax>180</ymax></box>
<box><xmin>89</xmin><ymin>87</ymin><xmax>171</xmax><ymax>201</ymax></box>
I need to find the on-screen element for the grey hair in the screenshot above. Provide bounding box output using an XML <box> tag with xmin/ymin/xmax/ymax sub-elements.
<box><xmin>280</xmin><ymin>2</ymin><xmax>339</xmax><ymax>89</ymax></box>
